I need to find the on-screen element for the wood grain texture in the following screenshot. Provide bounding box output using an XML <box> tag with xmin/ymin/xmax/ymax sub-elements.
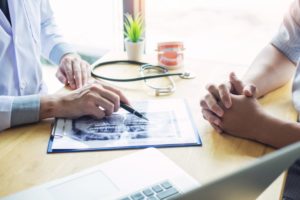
<box><xmin>0</xmin><ymin>53</ymin><xmax>297</xmax><ymax>199</ymax></box>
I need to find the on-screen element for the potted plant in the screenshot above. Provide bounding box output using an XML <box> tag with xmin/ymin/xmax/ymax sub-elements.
<box><xmin>124</xmin><ymin>13</ymin><xmax>144</xmax><ymax>61</ymax></box>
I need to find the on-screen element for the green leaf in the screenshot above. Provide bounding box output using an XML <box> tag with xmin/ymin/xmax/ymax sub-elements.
<box><xmin>124</xmin><ymin>12</ymin><xmax>144</xmax><ymax>42</ymax></box>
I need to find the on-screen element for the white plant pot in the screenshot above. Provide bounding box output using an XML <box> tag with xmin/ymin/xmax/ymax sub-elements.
<box><xmin>125</xmin><ymin>39</ymin><xmax>145</xmax><ymax>61</ymax></box>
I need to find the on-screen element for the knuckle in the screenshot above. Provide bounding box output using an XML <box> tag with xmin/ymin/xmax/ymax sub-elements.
<box><xmin>218</xmin><ymin>83</ymin><xmax>227</xmax><ymax>90</ymax></box>
<box><xmin>207</xmin><ymin>115</ymin><xmax>215</xmax><ymax>122</ymax></box>
<box><xmin>206</xmin><ymin>84</ymin><xmax>216</xmax><ymax>91</ymax></box>
<box><xmin>84</xmin><ymin>84</ymin><xmax>92</xmax><ymax>91</ymax></box>
<box><xmin>211</xmin><ymin>104</ymin><xmax>220</xmax><ymax>112</ymax></box>
<box><xmin>106</xmin><ymin>105</ymin><xmax>114</xmax><ymax>115</ymax></box>
<box><xmin>221</xmin><ymin>93</ymin><xmax>229</xmax><ymax>101</ymax></box>
<box><xmin>90</xmin><ymin>84</ymin><xmax>100</xmax><ymax>91</ymax></box>
<box><xmin>235</xmin><ymin>79</ymin><xmax>242</xmax><ymax>85</ymax></box>
<box><xmin>85</xmin><ymin>93</ymin><xmax>95</xmax><ymax>102</ymax></box>
<box><xmin>205</xmin><ymin>94</ymin><xmax>216</xmax><ymax>105</ymax></box>
<box><xmin>82</xmin><ymin>104</ymin><xmax>94</xmax><ymax>116</ymax></box>
<box><xmin>64</xmin><ymin>57</ymin><xmax>71</xmax><ymax>64</ymax></box>
<box><xmin>74</xmin><ymin>67</ymin><xmax>81</xmax><ymax>72</ymax></box>
<box><xmin>204</xmin><ymin>94</ymin><xmax>211</xmax><ymax>100</ymax></box>
<box><xmin>114</xmin><ymin>88</ymin><xmax>121</xmax><ymax>95</ymax></box>
<box><xmin>114</xmin><ymin>95</ymin><xmax>120</xmax><ymax>104</ymax></box>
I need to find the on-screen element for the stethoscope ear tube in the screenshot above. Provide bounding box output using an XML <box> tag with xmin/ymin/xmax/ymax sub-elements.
<box><xmin>91</xmin><ymin>60</ymin><xmax>193</xmax><ymax>82</ymax></box>
<box><xmin>90</xmin><ymin>60</ymin><xmax>195</xmax><ymax>96</ymax></box>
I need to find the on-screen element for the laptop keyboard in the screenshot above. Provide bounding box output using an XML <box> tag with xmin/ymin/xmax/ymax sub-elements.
<box><xmin>120</xmin><ymin>180</ymin><xmax>180</xmax><ymax>200</ymax></box>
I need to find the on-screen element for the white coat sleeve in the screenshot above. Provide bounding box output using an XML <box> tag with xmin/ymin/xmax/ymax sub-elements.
<box><xmin>0</xmin><ymin>96</ymin><xmax>13</xmax><ymax>131</ymax></box>
<box><xmin>0</xmin><ymin>95</ymin><xmax>40</xmax><ymax>131</ymax></box>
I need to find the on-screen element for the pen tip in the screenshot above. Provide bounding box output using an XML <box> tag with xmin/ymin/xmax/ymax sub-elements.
<box><xmin>142</xmin><ymin>116</ymin><xmax>149</xmax><ymax>121</ymax></box>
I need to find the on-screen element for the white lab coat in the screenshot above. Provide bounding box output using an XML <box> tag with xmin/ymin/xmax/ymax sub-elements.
<box><xmin>0</xmin><ymin>0</ymin><xmax>71</xmax><ymax>130</ymax></box>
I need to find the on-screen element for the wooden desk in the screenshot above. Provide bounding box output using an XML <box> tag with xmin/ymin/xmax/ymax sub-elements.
<box><xmin>0</xmin><ymin>53</ymin><xmax>297</xmax><ymax>199</ymax></box>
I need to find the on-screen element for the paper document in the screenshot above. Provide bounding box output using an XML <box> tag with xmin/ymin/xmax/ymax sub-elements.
<box><xmin>47</xmin><ymin>99</ymin><xmax>201</xmax><ymax>153</ymax></box>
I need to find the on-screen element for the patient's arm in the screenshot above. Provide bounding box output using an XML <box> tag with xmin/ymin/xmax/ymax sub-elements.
<box><xmin>200</xmin><ymin>44</ymin><xmax>296</xmax><ymax>133</ymax></box>
<box><xmin>219</xmin><ymin>94</ymin><xmax>300</xmax><ymax>148</ymax></box>
<box><xmin>242</xmin><ymin>44</ymin><xmax>296</xmax><ymax>98</ymax></box>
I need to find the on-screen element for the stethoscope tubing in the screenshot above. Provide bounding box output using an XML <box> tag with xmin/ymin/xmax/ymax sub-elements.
<box><xmin>91</xmin><ymin>60</ymin><xmax>183</xmax><ymax>82</ymax></box>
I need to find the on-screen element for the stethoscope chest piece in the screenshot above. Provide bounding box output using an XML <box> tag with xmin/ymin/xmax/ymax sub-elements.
<box><xmin>179</xmin><ymin>71</ymin><xmax>196</xmax><ymax>79</ymax></box>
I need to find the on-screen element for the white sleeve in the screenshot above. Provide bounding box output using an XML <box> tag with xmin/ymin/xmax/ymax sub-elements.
<box><xmin>271</xmin><ymin>0</ymin><xmax>300</xmax><ymax>63</ymax></box>
<box><xmin>0</xmin><ymin>96</ymin><xmax>13</xmax><ymax>131</ymax></box>
<box><xmin>0</xmin><ymin>95</ymin><xmax>40</xmax><ymax>132</ymax></box>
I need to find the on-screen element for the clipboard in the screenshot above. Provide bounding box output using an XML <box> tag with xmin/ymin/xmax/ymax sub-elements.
<box><xmin>47</xmin><ymin>99</ymin><xmax>202</xmax><ymax>153</ymax></box>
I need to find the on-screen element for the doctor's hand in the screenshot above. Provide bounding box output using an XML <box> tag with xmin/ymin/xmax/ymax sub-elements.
<box><xmin>56</xmin><ymin>53</ymin><xmax>91</xmax><ymax>90</ymax></box>
<box><xmin>40</xmin><ymin>82</ymin><xmax>130</xmax><ymax>120</ymax></box>
<box><xmin>200</xmin><ymin>72</ymin><xmax>256</xmax><ymax>133</ymax></box>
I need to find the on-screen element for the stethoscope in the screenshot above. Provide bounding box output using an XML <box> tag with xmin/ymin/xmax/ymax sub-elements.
<box><xmin>91</xmin><ymin>60</ymin><xmax>195</xmax><ymax>95</ymax></box>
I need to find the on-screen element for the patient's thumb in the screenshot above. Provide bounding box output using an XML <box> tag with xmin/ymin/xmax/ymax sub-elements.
<box><xmin>229</xmin><ymin>72</ymin><xmax>244</xmax><ymax>94</ymax></box>
<box><xmin>243</xmin><ymin>84</ymin><xmax>257</xmax><ymax>97</ymax></box>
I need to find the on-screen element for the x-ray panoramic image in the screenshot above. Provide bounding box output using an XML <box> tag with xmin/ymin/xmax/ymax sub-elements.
<box><xmin>70</xmin><ymin>111</ymin><xmax>179</xmax><ymax>141</ymax></box>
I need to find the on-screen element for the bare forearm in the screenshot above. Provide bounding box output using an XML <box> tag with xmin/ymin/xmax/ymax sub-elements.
<box><xmin>39</xmin><ymin>95</ymin><xmax>61</xmax><ymax>119</ymax></box>
<box><xmin>242</xmin><ymin>44</ymin><xmax>295</xmax><ymax>98</ymax></box>
<box><xmin>258</xmin><ymin>115</ymin><xmax>300</xmax><ymax>148</ymax></box>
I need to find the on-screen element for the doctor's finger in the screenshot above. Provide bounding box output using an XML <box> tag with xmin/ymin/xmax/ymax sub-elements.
<box><xmin>81</xmin><ymin>61</ymin><xmax>90</xmax><ymax>86</ymax></box>
<box><xmin>63</xmin><ymin>59</ymin><xmax>75</xmax><ymax>89</ymax></box>
<box><xmin>102</xmin><ymin>85</ymin><xmax>130</xmax><ymax>105</ymax></box>
<box><xmin>90</xmin><ymin>85</ymin><xmax>120</xmax><ymax>112</ymax></box>
<box><xmin>72</xmin><ymin>59</ymin><xmax>82</xmax><ymax>89</ymax></box>
<box><xmin>87</xmin><ymin>106</ymin><xmax>106</xmax><ymax>119</ymax></box>
<box><xmin>56</xmin><ymin>68</ymin><xmax>67</xmax><ymax>85</ymax></box>
<box><xmin>88</xmin><ymin>92</ymin><xmax>115</xmax><ymax>116</ymax></box>
<box><xmin>204</xmin><ymin>93</ymin><xmax>224</xmax><ymax>117</ymax></box>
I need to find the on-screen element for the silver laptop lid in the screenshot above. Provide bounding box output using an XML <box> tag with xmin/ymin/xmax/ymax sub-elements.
<box><xmin>174</xmin><ymin>141</ymin><xmax>300</xmax><ymax>200</ymax></box>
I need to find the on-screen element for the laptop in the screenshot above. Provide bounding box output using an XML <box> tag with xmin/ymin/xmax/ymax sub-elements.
<box><xmin>2</xmin><ymin>141</ymin><xmax>300</xmax><ymax>200</ymax></box>
<box><xmin>1</xmin><ymin>148</ymin><xmax>198</xmax><ymax>200</ymax></box>
<box><xmin>176</xmin><ymin>140</ymin><xmax>300</xmax><ymax>200</ymax></box>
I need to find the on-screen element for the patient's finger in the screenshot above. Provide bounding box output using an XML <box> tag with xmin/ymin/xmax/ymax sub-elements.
<box><xmin>204</xmin><ymin>93</ymin><xmax>224</xmax><ymax>117</ymax></box>
<box><xmin>243</xmin><ymin>84</ymin><xmax>257</xmax><ymax>97</ymax></box>
<box><xmin>211</xmin><ymin>123</ymin><xmax>222</xmax><ymax>133</ymax></box>
<box><xmin>202</xmin><ymin>109</ymin><xmax>221</xmax><ymax>126</ymax></box>
<box><xmin>218</xmin><ymin>83</ymin><xmax>232</xmax><ymax>108</ymax></box>
<box><xmin>229</xmin><ymin>72</ymin><xmax>244</xmax><ymax>94</ymax></box>
<box><xmin>206</xmin><ymin>84</ymin><xmax>220</xmax><ymax>100</ymax></box>
<box><xmin>200</xmin><ymin>99</ymin><xmax>209</xmax><ymax>109</ymax></box>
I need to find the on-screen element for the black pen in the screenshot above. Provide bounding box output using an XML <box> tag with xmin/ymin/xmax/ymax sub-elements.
<box><xmin>120</xmin><ymin>101</ymin><xmax>149</xmax><ymax>121</ymax></box>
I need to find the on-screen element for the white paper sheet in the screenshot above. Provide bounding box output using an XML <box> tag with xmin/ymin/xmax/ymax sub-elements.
<box><xmin>48</xmin><ymin>99</ymin><xmax>201</xmax><ymax>152</ymax></box>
